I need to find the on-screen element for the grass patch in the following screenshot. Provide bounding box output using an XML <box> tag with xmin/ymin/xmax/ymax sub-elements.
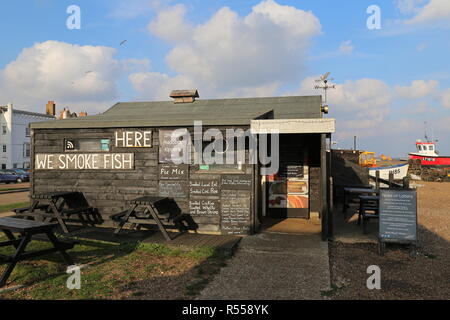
<box><xmin>0</xmin><ymin>202</ymin><xmax>29</xmax><ymax>213</ymax></box>
<box><xmin>184</xmin><ymin>248</ymin><xmax>231</xmax><ymax>297</ymax></box>
<box><xmin>0</xmin><ymin>235</ymin><xmax>229</xmax><ymax>300</ymax></box>
<box><xmin>0</xmin><ymin>187</ymin><xmax>28</xmax><ymax>192</ymax></box>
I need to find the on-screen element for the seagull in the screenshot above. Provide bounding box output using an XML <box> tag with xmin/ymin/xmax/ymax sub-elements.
<box><xmin>85</xmin><ymin>71</ymin><xmax>93</xmax><ymax>74</ymax></box>
<box><xmin>119</xmin><ymin>40</ymin><xmax>127</xmax><ymax>46</ymax></box>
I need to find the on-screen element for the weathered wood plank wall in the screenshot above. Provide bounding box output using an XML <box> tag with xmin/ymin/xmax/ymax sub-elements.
<box><xmin>32</xmin><ymin>127</ymin><xmax>254</xmax><ymax>234</ymax></box>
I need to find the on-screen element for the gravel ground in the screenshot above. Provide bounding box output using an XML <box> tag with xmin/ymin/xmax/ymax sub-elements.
<box><xmin>329</xmin><ymin>181</ymin><xmax>450</xmax><ymax>300</ymax></box>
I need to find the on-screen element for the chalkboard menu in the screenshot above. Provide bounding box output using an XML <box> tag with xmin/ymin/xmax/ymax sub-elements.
<box><xmin>221</xmin><ymin>175</ymin><xmax>252</xmax><ymax>190</ymax></box>
<box><xmin>189</xmin><ymin>179</ymin><xmax>220</xmax><ymax>196</ymax></box>
<box><xmin>379</xmin><ymin>189</ymin><xmax>417</xmax><ymax>242</ymax></box>
<box><xmin>158</xmin><ymin>164</ymin><xmax>189</xmax><ymax>180</ymax></box>
<box><xmin>159</xmin><ymin>129</ymin><xmax>191</xmax><ymax>164</ymax></box>
<box><xmin>159</xmin><ymin>180</ymin><xmax>188</xmax><ymax>198</ymax></box>
<box><xmin>221</xmin><ymin>190</ymin><xmax>251</xmax><ymax>235</ymax></box>
<box><xmin>278</xmin><ymin>161</ymin><xmax>304</xmax><ymax>178</ymax></box>
<box><xmin>189</xmin><ymin>199</ymin><xmax>220</xmax><ymax>216</ymax></box>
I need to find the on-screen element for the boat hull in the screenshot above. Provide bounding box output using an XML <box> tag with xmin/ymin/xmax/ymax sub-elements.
<box><xmin>409</xmin><ymin>153</ymin><xmax>450</xmax><ymax>167</ymax></box>
<box><xmin>369</xmin><ymin>163</ymin><xmax>409</xmax><ymax>180</ymax></box>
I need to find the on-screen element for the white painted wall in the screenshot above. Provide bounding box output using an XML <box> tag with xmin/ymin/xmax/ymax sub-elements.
<box><xmin>0</xmin><ymin>103</ymin><xmax>54</xmax><ymax>169</ymax></box>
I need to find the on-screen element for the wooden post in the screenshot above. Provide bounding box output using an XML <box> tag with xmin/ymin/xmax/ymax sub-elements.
<box><xmin>375</xmin><ymin>170</ymin><xmax>379</xmax><ymax>188</ymax></box>
<box><xmin>326</xmin><ymin>140</ymin><xmax>333</xmax><ymax>238</ymax></box>
<box><xmin>403</xmin><ymin>177</ymin><xmax>410</xmax><ymax>189</ymax></box>
<box><xmin>329</xmin><ymin>176</ymin><xmax>334</xmax><ymax>211</ymax></box>
<box><xmin>321</xmin><ymin>134</ymin><xmax>329</xmax><ymax>241</ymax></box>
<box><xmin>389</xmin><ymin>172</ymin><xmax>394</xmax><ymax>188</ymax></box>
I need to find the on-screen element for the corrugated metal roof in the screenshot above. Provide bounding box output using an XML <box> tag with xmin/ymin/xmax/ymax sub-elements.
<box><xmin>30</xmin><ymin>95</ymin><xmax>322</xmax><ymax>129</ymax></box>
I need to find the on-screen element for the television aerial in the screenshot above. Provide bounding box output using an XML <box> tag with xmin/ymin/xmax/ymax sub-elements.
<box><xmin>314</xmin><ymin>72</ymin><xmax>336</xmax><ymax>103</ymax></box>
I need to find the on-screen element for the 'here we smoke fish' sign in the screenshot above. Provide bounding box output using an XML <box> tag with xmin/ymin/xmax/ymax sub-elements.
<box><xmin>35</xmin><ymin>153</ymin><xmax>134</xmax><ymax>170</ymax></box>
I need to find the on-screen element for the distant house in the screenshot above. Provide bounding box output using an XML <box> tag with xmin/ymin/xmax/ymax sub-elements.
<box><xmin>0</xmin><ymin>102</ymin><xmax>55</xmax><ymax>169</ymax></box>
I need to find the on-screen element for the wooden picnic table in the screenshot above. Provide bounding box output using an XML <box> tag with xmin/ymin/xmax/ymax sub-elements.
<box><xmin>0</xmin><ymin>217</ymin><xmax>76</xmax><ymax>287</ymax></box>
<box><xmin>343</xmin><ymin>187</ymin><xmax>379</xmax><ymax>217</ymax></box>
<box><xmin>15</xmin><ymin>191</ymin><xmax>94</xmax><ymax>234</ymax></box>
<box><xmin>110</xmin><ymin>196</ymin><xmax>182</xmax><ymax>241</ymax></box>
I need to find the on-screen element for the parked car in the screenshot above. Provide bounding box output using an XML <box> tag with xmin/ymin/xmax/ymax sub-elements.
<box><xmin>10</xmin><ymin>169</ymin><xmax>30</xmax><ymax>182</ymax></box>
<box><xmin>0</xmin><ymin>169</ymin><xmax>26</xmax><ymax>183</ymax></box>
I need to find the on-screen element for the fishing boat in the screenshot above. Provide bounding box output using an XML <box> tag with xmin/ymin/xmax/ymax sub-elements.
<box><xmin>369</xmin><ymin>163</ymin><xmax>409</xmax><ymax>180</ymax></box>
<box><xmin>409</xmin><ymin>140</ymin><xmax>450</xmax><ymax>167</ymax></box>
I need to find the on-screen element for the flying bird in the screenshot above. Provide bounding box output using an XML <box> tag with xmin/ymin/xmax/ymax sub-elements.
<box><xmin>119</xmin><ymin>40</ymin><xmax>127</xmax><ymax>46</ymax></box>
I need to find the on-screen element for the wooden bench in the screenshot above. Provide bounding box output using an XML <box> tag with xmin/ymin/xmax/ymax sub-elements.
<box><xmin>22</xmin><ymin>192</ymin><xmax>97</xmax><ymax>233</ymax></box>
<box><xmin>0</xmin><ymin>217</ymin><xmax>77</xmax><ymax>287</ymax></box>
<box><xmin>358</xmin><ymin>195</ymin><xmax>380</xmax><ymax>234</ymax></box>
<box><xmin>13</xmin><ymin>204</ymin><xmax>50</xmax><ymax>215</ymax></box>
<box><xmin>111</xmin><ymin>196</ymin><xmax>188</xmax><ymax>240</ymax></box>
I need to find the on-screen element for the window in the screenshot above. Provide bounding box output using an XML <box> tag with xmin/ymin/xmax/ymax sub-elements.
<box><xmin>196</xmin><ymin>136</ymin><xmax>247</xmax><ymax>173</ymax></box>
<box><xmin>429</xmin><ymin>145</ymin><xmax>434</xmax><ymax>150</ymax></box>
<box><xmin>418</xmin><ymin>145</ymin><xmax>422</xmax><ymax>151</ymax></box>
<box><xmin>2</xmin><ymin>125</ymin><xmax>6</xmax><ymax>135</ymax></box>
<box><xmin>13</xmin><ymin>163</ymin><xmax>18</xmax><ymax>169</ymax></box>
<box><xmin>23</xmin><ymin>162</ymin><xmax>30</xmax><ymax>169</ymax></box>
<box><xmin>65</xmin><ymin>138</ymin><xmax>111</xmax><ymax>152</ymax></box>
<box><xmin>423</xmin><ymin>145</ymin><xmax>427</xmax><ymax>151</ymax></box>
<box><xmin>23</xmin><ymin>143</ymin><xmax>30</xmax><ymax>158</ymax></box>
<box><xmin>2</xmin><ymin>145</ymin><xmax>6</xmax><ymax>153</ymax></box>
<box><xmin>25</xmin><ymin>127</ymin><xmax>30</xmax><ymax>137</ymax></box>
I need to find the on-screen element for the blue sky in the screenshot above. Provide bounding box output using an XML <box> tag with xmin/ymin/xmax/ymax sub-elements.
<box><xmin>0</xmin><ymin>0</ymin><xmax>449</xmax><ymax>157</ymax></box>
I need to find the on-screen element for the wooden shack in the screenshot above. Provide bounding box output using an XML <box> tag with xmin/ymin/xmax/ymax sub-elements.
<box><xmin>30</xmin><ymin>91</ymin><xmax>335</xmax><ymax>239</ymax></box>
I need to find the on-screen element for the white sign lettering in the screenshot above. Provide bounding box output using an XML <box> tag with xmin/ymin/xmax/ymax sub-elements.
<box><xmin>115</xmin><ymin>131</ymin><xmax>152</xmax><ymax>148</ymax></box>
<box><xmin>35</xmin><ymin>153</ymin><xmax>134</xmax><ymax>170</ymax></box>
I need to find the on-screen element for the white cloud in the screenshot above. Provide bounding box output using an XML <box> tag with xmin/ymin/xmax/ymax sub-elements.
<box><xmin>402</xmin><ymin>0</ymin><xmax>450</xmax><ymax>25</ymax></box>
<box><xmin>0</xmin><ymin>41</ymin><xmax>121</xmax><ymax>114</ymax></box>
<box><xmin>328</xmin><ymin>79</ymin><xmax>391</xmax><ymax>116</ymax></box>
<box><xmin>147</xmin><ymin>4</ymin><xmax>193</xmax><ymax>43</ymax></box>
<box><xmin>441</xmin><ymin>89</ymin><xmax>450</xmax><ymax>108</ymax></box>
<box><xmin>339</xmin><ymin>40</ymin><xmax>354</xmax><ymax>54</ymax></box>
<box><xmin>133</xmin><ymin>0</ymin><xmax>321</xmax><ymax>99</ymax></box>
<box><xmin>294</xmin><ymin>77</ymin><xmax>392</xmax><ymax>130</ymax></box>
<box><xmin>396</xmin><ymin>0</ymin><xmax>426</xmax><ymax>14</ymax></box>
<box><xmin>128</xmin><ymin>72</ymin><xmax>196</xmax><ymax>101</ymax></box>
<box><xmin>395</xmin><ymin>80</ymin><xmax>438</xmax><ymax>99</ymax></box>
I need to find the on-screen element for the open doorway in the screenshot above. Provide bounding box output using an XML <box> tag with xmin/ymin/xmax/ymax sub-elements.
<box><xmin>259</xmin><ymin>134</ymin><xmax>322</xmax><ymax>235</ymax></box>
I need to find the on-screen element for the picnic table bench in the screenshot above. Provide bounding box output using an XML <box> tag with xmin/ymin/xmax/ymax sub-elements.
<box><xmin>110</xmin><ymin>196</ymin><xmax>192</xmax><ymax>241</ymax></box>
<box><xmin>15</xmin><ymin>192</ymin><xmax>95</xmax><ymax>234</ymax></box>
<box><xmin>0</xmin><ymin>217</ymin><xmax>77</xmax><ymax>287</ymax></box>
<box><xmin>358</xmin><ymin>195</ymin><xmax>380</xmax><ymax>234</ymax></box>
<box><xmin>342</xmin><ymin>187</ymin><xmax>379</xmax><ymax>217</ymax></box>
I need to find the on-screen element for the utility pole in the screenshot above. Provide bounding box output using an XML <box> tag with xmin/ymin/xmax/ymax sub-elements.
<box><xmin>354</xmin><ymin>136</ymin><xmax>357</xmax><ymax>151</ymax></box>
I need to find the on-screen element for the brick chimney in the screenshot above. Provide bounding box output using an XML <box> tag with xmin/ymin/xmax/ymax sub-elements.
<box><xmin>170</xmin><ymin>90</ymin><xmax>199</xmax><ymax>103</ymax></box>
<box><xmin>46</xmin><ymin>101</ymin><xmax>56</xmax><ymax>116</ymax></box>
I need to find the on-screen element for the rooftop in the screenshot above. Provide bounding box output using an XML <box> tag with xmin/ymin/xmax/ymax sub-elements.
<box><xmin>0</xmin><ymin>106</ymin><xmax>55</xmax><ymax>119</ymax></box>
<box><xmin>30</xmin><ymin>95</ymin><xmax>322</xmax><ymax>129</ymax></box>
